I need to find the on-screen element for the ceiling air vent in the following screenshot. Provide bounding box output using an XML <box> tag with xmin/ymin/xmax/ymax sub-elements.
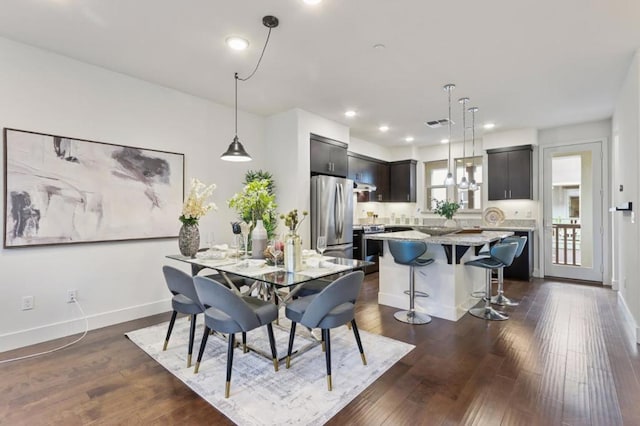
<box><xmin>425</xmin><ymin>118</ymin><xmax>454</xmax><ymax>128</ymax></box>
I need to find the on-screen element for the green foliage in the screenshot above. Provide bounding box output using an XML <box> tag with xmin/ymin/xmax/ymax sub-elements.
<box><xmin>432</xmin><ymin>199</ymin><xmax>460</xmax><ymax>220</ymax></box>
<box><xmin>228</xmin><ymin>171</ymin><xmax>278</xmax><ymax>239</ymax></box>
<box><xmin>244</xmin><ymin>170</ymin><xmax>275</xmax><ymax>195</ymax></box>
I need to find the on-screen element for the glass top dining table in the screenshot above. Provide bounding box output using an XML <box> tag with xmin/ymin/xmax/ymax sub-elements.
<box><xmin>166</xmin><ymin>252</ymin><xmax>373</xmax><ymax>289</ymax></box>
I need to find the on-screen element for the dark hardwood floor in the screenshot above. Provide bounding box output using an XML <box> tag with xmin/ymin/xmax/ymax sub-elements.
<box><xmin>2</xmin><ymin>274</ymin><xmax>640</xmax><ymax>425</ymax></box>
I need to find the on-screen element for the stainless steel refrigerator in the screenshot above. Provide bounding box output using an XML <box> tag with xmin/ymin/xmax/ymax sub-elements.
<box><xmin>311</xmin><ymin>175</ymin><xmax>354</xmax><ymax>258</ymax></box>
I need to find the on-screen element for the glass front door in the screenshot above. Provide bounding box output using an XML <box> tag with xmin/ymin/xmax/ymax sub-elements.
<box><xmin>543</xmin><ymin>142</ymin><xmax>603</xmax><ymax>282</ymax></box>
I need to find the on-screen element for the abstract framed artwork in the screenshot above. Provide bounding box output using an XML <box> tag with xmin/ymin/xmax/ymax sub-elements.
<box><xmin>3</xmin><ymin>128</ymin><xmax>184</xmax><ymax>248</ymax></box>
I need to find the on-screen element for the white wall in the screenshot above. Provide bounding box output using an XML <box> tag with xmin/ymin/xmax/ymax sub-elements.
<box><xmin>349</xmin><ymin>137</ymin><xmax>392</xmax><ymax>161</ymax></box>
<box><xmin>612</xmin><ymin>50</ymin><xmax>640</xmax><ymax>343</ymax></box>
<box><xmin>264</xmin><ymin>108</ymin><xmax>349</xmax><ymax>247</ymax></box>
<box><xmin>482</xmin><ymin>128</ymin><xmax>538</xmax><ymax>150</ymax></box>
<box><xmin>0</xmin><ymin>37</ymin><xmax>266</xmax><ymax>351</ymax></box>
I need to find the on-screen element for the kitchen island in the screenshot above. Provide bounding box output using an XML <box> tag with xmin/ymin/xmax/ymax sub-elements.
<box><xmin>366</xmin><ymin>230</ymin><xmax>513</xmax><ymax>321</ymax></box>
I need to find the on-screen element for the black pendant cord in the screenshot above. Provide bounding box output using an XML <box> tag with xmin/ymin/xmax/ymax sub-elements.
<box><xmin>237</xmin><ymin>27</ymin><xmax>273</xmax><ymax>82</ymax></box>
<box><xmin>234</xmin><ymin>73</ymin><xmax>238</xmax><ymax>136</ymax></box>
<box><xmin>234</xmin><ymin>24</ymin><xmax>274</xmax><ymax>135</ymax></box>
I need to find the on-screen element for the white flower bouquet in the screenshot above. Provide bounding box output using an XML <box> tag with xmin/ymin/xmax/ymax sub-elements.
<box><xmin>180</xmin><ymin>178</ymin><xmax>217</xmax><ymax>225</ymax></box>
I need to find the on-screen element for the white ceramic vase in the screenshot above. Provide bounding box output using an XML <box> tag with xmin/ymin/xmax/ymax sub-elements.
<box><xmin>251</xmin><ymin>219</ymin><xmax>267</xmax><ymax>259</ymax></box>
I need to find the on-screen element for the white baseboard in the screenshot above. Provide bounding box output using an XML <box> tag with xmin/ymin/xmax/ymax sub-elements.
<box><xmin>0</xmin><ymin>299</ymin><xmax>170</xmax><ymax>353</ymax></box>
<box><xmin>611</xmin><ymin>279</ymin><xmax>619</xmax><ymax>291</ymax></box>
<box><xmin>617</xmin><ymin>291</ymin><xmax>640</xmax><ymax>345</ymax></box>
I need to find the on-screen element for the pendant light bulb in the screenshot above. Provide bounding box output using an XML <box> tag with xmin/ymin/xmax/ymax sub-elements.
<box><xmin>459</xmin><ymin>176</ymin><xmax>469</xmax><ymax>190</ymax></box>
<box><xmin>444</xmin><ymin>172</ymin><xmax>455</xmax><ymax>186</ymax></box>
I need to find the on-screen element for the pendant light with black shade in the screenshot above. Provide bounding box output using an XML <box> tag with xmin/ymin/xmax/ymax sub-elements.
<box><xmin>221</xmin><ymin>15</ymin><xmax>280</xmax><ymax>162</ymax></box>
<box><xmin>443</xmin><ymin>84</ymin><xmax>456</xmax><ymax>187</ymax></box>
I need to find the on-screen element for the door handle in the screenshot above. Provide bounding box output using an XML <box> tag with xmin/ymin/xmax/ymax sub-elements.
<box><xmin>504</xmin><ymin>190</ymin><xmax>507</xmax><ymax>198</ymax></box>
<box><xmin>509</xmin><ymin>190</ymin><xmax>512</xmax><ymax>198</ymax></box>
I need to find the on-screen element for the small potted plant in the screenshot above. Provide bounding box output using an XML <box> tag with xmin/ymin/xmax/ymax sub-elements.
<box><xmin>432</xmin><ymin>199</ymin><xmax>460</xmax><ymax>228</ymax></box>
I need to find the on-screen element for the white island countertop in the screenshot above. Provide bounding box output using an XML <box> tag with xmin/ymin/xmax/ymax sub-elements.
<box><xmin>371</xmin><ymin>229</ymin><xmax>515</xmax><ymax>321</ymax></box>
<box><xmin>365</xmin><ymin>230</ymin><xmax>513</xmax><ymax>246</ymax></box>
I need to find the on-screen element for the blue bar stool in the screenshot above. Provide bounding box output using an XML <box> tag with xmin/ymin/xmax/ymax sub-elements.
<box><xmin>465</xmin><ymin>242</ymin><xmax>519</xmax><ymax>321</ymax></box>
<box><xmin>388</xmin><ymin>240</ymin><xmax>434</xmax><ymax>324</ymax></box>
<box><xmin>491</xmin><ymin>236</ymin><xmax>527</xmax><ymax>307</ymax></box>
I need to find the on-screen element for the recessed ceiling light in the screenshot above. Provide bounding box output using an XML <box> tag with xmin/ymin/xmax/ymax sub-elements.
<box><xmin>379</xmin><ymin>125</ymin><xmax>389</xmax><ymax>132</ymax></box>
<box><xmin>303</xmin><ymin>0</ymin><xmax>322</xmax><ymax>4</ymax></box>
<box><xmin>483</xmin><ymin>122</ymin><xmax>495</xmax><ymax>129</ymax></box>
<box><xmin>405</xmin><ymin>136</ymin><xmax>414</xmax><ymax>143</ymax></box>
<box><xmin>344</xmin><ymin>110</ymin><xmax>356</xmax><ymax>118</ymax></box>
<box><xmin>441</xmin><ymin>138</ymin><xmax>449</xmax><ymax>144</ymax></box>
<box><xmin>225</xmin><ymin>36</ymin><xmax>249</xmax><ymax>51</ymax></box>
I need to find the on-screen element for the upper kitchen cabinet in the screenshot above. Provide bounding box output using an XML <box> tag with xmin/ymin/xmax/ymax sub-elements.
<box><xmin>310</xmin><ymin>133</ymin><xmax>348</xmax><ymax>177</ymax></box>
<box><xmin>347</xmin><ymin>153</ymin><xmax>376</xmax><ymax>184</ymax></box>
<box><xmin>487</xmin><ymin>145</ymin><xmax>533</xmax><ymax>200</ymax></box>
<box><xmin>348</xmin><ymin>152</ymin><xmax>389</xmax><ymax>202</ymax></box>
<box><xmin>373</xmin><ymin>161</ymin><xmax>390</xmax><ymax>202</ymax></box>
<box><xmin>389</xmin><ymin>160</ymin><xmax>417</xmax><ymax>202</ymax></box>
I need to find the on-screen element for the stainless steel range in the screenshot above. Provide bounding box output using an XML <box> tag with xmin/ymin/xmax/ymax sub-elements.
<box><xmin>353</xmin><ymin>224</ymin><xmax>386</xmax><ymax>274</ymax></box>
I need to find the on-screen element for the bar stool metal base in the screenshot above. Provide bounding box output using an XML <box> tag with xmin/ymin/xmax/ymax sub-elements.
<box><xmin>469</xmin><ymin>305</ymin><xmax>509</xmax><ymax>321</ymax></box>
<box><xmin>394</xmin><ymin>310</ymin><xmax>432</xmax><ymax>324</ymax></box>
<box><xmin>491</xmin><ymin>293</ymin><xmax>519</xmax><ymax>307</ymax></box>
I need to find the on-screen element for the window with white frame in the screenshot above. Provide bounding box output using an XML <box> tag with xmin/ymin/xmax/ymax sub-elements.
<box><xmin>424</xmin><ymin>160</ymin><xmax>448</xmax><ymax>211</ymax></box>
<box><xmin>455</xmin><ymin>156</ymin><xmax>483</xmax><ymax>210</ymax></box>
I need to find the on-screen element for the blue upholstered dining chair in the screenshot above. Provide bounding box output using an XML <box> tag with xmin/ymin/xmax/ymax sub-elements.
<box><xmin>465</xmin><ymin>242</ymin><xmax>519</xmax><ymax>321</ymax></box>
<box><xmin>162</xmin><ymin>265</ymin><xmax>205</xmax><ymax>368</ymax></box>
<box><xmin>491</xmin><ymin>236</ymin><xmax>527</xmax><ymax>307</ymax></box>
<box><xmin>284</xmin><ymin>271</ymin><xmax>366</xmax><ymax>391</ymax></box>
<box><xmin>192</xmin><ymin>275</ymin><xmax>279</xmax><ymax>398</ymax></box>
<box><xmin>387</xmin><ymin>240</ymin><xmax>434</xmax><ymax>325</ymax></box>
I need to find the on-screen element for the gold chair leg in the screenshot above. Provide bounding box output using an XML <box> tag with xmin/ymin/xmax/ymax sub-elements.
<box><xmin>243</xmin><ymin>343</ymin><xmax>248</xmax><ymax>354</ymax></box>
<box><xmin>361</xmin><ymin>353</ymin><xmax>367</xmax><ymax>366</ymax></box>
<box><xmin>162</xmin><ymin>340</ymin><xmax>168</xmax><ymax>351</ymax></box>
<box><xmin>273</xmin><ymin>358</ymin><xmax>279</xmax><ymax>372</ymax></box>
<box><xmin>187</xmin><ymin>354</ymin><xmax>192</xmax><ymax>368</ymax></box>
<box><xmin>286</xmin><ymin>356</ymin><xmax>291</xmax><ymax>369</ymax></box>
<box><xmin>225</xmin><ymin>381</ymin><xmax>231</xmax><ymax>398</ymax></box>
<box><xmin>194</xmin><ymin>362</ymin><xmax>200</xmax><ymax>374</ymax></box>
<box><xmin>327</xmin><ymin>375</ymin><xmax>332</xmax><ymax>391</ymax></box>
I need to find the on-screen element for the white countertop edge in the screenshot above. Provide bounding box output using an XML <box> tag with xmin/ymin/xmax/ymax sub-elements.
<box><xmin>365</xmin><ymin>230</ymin><xmax>514</xmax><ymax>246</ymax></box>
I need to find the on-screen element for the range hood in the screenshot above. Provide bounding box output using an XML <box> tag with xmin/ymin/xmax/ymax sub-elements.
<box><xmin>353</xmin><ymin>182</ymin><xmax>377</xmax><ymax>192</ymax></box>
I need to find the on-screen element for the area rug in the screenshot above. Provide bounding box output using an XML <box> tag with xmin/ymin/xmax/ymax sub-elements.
<box><xmin>126</xmin><ymin>317</ymin><xmax>413</xmax><ymax>425</ymax></box>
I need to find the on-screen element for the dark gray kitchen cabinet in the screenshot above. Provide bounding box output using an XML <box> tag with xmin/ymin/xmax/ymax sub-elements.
<box><xmin>310</xmin><ymin>134</ymin><xmax>348</xmax><ymax>177</ymax></box>
<box><xmin>487</xmin><ymin>145</ymin><xmax>533</xmax><ymax>200</ymax></box>
<box><xmin>347</xmin><ymin>154</ymin><xmax>375</xmax><ymax>184</ymax></box>
<box><xmin>348</xmin><ymin>152</ymin><xmax>389</xmax><ymax>202</ymax></box>
<box><xmin>389</xmin><ymin>160</ymin><xmax>417</xmax><ymax>202</ymax></box>
<box><xmin>373</xmin><ymin>161</ymin><xmax>390</xmax><ymax>202</ymax></box>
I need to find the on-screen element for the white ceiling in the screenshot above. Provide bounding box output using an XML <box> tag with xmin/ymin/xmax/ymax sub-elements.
<box><xmin>1</xmin><ymin>0</ymin><xmax>639</xmax><ymax>147</ymax></box>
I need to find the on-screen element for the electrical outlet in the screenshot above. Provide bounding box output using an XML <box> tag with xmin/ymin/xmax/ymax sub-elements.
<box><xmin>22</xmin><ymin>296</ymin><xmax>34</xmax><ymax>310</ymax></box>
<box><xmin>67</xmin><ymin>290</ymin><xmax>78</xmax><ymax>303</ymax></box>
